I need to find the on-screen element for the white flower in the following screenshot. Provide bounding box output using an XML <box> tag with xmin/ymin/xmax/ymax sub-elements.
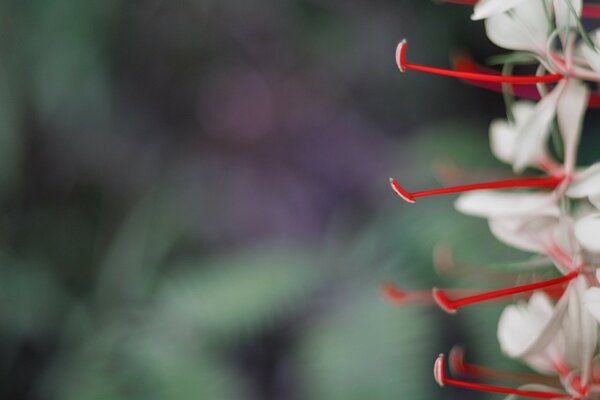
<box><xmin>499</xmin><ymin>277</ymin><xmax>597</xmax><ymax>383</ymax></box>
<box><xmin>567</xmin><ymin>162</ymin><xmax>600</xmax><ymax>202</ymax></box>
<box><xmin>512</xmin><ymin>79</ymin><xmax>588</xmax><ymax>174</ymax></box>
<box><xmin>489</xmin><ymin>101</ymin><xmax>552</xmax><ymax>170</ymax></box>
<box><xmin>473</xmin><ymin>0</ymin><xmax>582</xmax><ymax>29</ymax></box>
<box><xmin>484</xmin><ymin>0</ymin><xmax>551</xmax><ymax>54</ymax></box>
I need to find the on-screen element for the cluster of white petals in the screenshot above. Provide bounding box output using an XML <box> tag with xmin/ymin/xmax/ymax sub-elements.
<box><xmin>386</xmin><ymin>0</ymin><xmax>600</xmax><ymax>397</ymax></box>
<box><xmin>454</xmin><ymin>1</ymin><xmax>600</xmax><ymax>397</ymax></box>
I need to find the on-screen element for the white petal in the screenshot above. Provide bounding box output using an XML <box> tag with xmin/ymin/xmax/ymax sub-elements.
<box><xmin>472</xmin><ymin>0</ymin><xmax>525</xmax><ymax>20</ymax></box>
<box><xmin>554</xmin><ymin>0</ymin><xmax>582</xmax><ymax>30</ymax></box>
<box><xmin>557</xmin><ymin>79</ymin><xmax>589</xmax><ymax>171</ymax></box>
<box><xmin>582</xmin><ymin>30</ymin><xmax>600</xmax><ymax>75</ymax></box>
<box><xmin>513</xmin><ymin>83</ymin><xmax>565</xmax><ymax>173</ymax></box>
<box><xmin>567</xmin><ymin>162</ymin><xmax>600</xmax><ymax>198</ymax></box>
<box><xmin>585</xmin><ymin>287</ymin><xmax>600</xmax><ymax>324</ymax></box>
<box><xmin>489</xmin><ymin>119</ymin><xmax>517</xmax><ymax>164</ymax></box>
<box><xmin>456</xmin><ymin>191</ymin><xmax>559</xmax><ymax>218</ymax></box>
<box><xmin>590</xmin><ymin>193</ymin><xmax>600</xmax><ymax>210</ymax></box>
<box><xmin>563</xmin><ymin>277</ymin><xmax>597</xmax><ymax>381</ymax></box>
<box><xmin>488</xmin><ymin>216</ymin><xmax>558</xmax><ymax>253</ymax></box>
<box><xmin>485</xmin><ymin>0</ymin><xmax>551</xmax><ymax>53</ymax></box>
<box><xmin>489</xmin><ymin>102</ymin><xmax>546</xmax><ymax>168</ymax></box>
<box><xmin>498</xmin><ymin>292</ymin><xmax>554</xmax><ymax>357</ymax></box>
<box><xmin>498</xmin><ymin>291</ymin><xmax>569</xmax><ymax>373</ymax></box>
<box><xmin>575</xmin><ymin>213</ymin><xmax>600</xmax><ymax>253</ymax></box>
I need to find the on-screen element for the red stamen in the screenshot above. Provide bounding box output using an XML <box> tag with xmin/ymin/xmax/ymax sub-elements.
<box><xmin>435</xmin><ymin>354</ymin><xmax>570</xmax><ymax>399</ymax></box>
<box><xmin>396</xmin><ymin>40</ymin><xmax>563</xmax><ymax>84</ymax></box>
<box><xmin>433</xmin><ymin>271</ymin><xmax>578</xmax><ymax>314</ymax></box>
<box><xmin>583</xmin><ymin>4</ymin><xmax>600</xmax><ymax>19</ymax></box>
<box><xmin>437</xmin><ymin>0</ymin><xmax>600</xmax><ymax>19</ymax></box>
<box><xmin>389</xmin><ymin>175</ymin><xmax>564</xmax><ymax>204</ymax></box>
<box><xmin>382</xmin><ymin>282</ymin><xmax>563</xmax><ymax>308</ymax></box>
<box><xmin>449</xmin><ymin>346</ymin><xmax>560</xmax><ymax>386</ymax></box>
<box><xmin>452</xmin><ymin>54</ymin><xmax>600</xmax><ymax>108</ymax></box>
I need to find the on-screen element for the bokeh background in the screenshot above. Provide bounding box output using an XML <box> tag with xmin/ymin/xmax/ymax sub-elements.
<box><xmin>3</xmin><ymin>1</ymin><xmax>600</xmax><ymax>399</ymax></box>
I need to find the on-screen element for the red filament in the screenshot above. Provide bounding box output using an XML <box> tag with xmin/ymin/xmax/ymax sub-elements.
<box><xmin>433</xmin><ymin>271</ymin><xmax>578</xmax><ymax>313</ymax></box>
<box><xmin>449</xmin><ymin>346</ymin><xmax>560</xmax><ymax>386</ymax></box>
<box><xmin>452</xmin><ymin>54</ymin><xmax>600</xmax><ymax>109</ymax></box>
<box><xmin>435</xmin><ymin>354</ymin><xmax>570</xmax><ymax>398</ymax></box>
<box><xmin>396</xmin><ymin>40</ymin><xmax>564</xmax><ymax>84</ymax></box>
<box><xmin>389</xmin><ymin>175</ymin><xmax>564</xmax><ymax>203</ymax></box>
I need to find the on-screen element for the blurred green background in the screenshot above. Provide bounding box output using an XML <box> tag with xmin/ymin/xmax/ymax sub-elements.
<box><xmin>3</xmin><ymin>1</ymin><xmax>600</xmax><ymax>399</ymax></box>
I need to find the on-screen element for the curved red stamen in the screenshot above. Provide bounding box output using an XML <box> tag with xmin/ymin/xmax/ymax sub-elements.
<box><xmin>390</xmin><ymin>175</ymin><xmax>564</xmax><ymax>203</ymax></box>
<box><xmin>396</xmin><ymin>41</ymin><xmax>564</xmax><ymax>84</ymax></box>
<box><xmin>432</xmin><ymin>271</ymin><xmax>578</xmax><ymax>313</ymax></box>
<box><xmin>452</xmin><ymin>54</ymin><xmax>600</xmax><ymax>108</ymax></box>
<box><xmin>382</xmin><ymin>283</ymin><xmax>561</xmax><ymax>307</ymax></box>
<box><xmin>435</xmin><ymin>354</ymin><xmax>570</xmax><ymax>399</ymax></box>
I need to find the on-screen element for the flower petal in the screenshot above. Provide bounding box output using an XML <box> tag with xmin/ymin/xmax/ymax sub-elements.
<box><xmin>563</xmin><ymin>277</ymin><xmax>597</xmax><ymax>384</ymax></box>
<box><xmin>498</xmin><ymin>291</ymin><xmax>569</xmax><ymax>373</ymax></box>
<box><xmin>554</xmin><ymin>0</ymin><xmax>582</xmax><ymax>30</ymax></box>
<box><xmin>489</xmin><ymin>119</ymin><xmax>517</xmax><ymax>165</ymax></box>
<box><xmin>513</xmin><ymin>83</ymin><xmax>565</xmax><ymax>173</ymax></box>
<box><xmin>590</xmin><ymin>193</ymin><xmax>600</xmax><ymax>210</ymax></box>
<box><xmin>585</xmin><ymin>287</ymin><xmax>600</xmax><ymax>324</ymax></box>
<box><xmin>575</xmin><ymin>213</ymin><xmax>600</xmax><ymax>253</ymax></box>
<box><xmin>557</xmin><ymin>79</ymin><xmax>589</xmax><ymax>172</ymax></box>
<box><xmin>485</xmin><ymin>0</ymin><xmax>551</xmax><ymax>53</ymax></box>
<box><xmin>582</xmin><ymin>30</ymin><xmax>600</xmax><ymax>75</ymax></box>
<box><xmin>488</xmin><ymin>216</ymin><xmax>558</xmax><ymax>253</ymax></box>
<box><xmin>566</xmin><ymin>162</ymin><xmax>600</xmax><ymax>198</ymax></box>
<box><xmin>456</xmin><ymin>191</ymin><xmax>559</xmax><ymax>218</ymax></box>
<box><xmin>472</xmin><ymin>0</ymin><xmax>525</xmax><ymax>20</ymax></box>
<box><xmin>489</xmin><ymin>101</ymin><xmax>548</xmax><ymax>168</ymax></box>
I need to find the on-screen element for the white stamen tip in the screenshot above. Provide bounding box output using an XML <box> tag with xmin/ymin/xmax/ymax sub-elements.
<box><xmin>396</xmin><ymin>40</ymin><xmax>407</xmax><ymax>72</ymax></box>
<box><xmin>434</xmin><ymin>354</ymin><xmax>446</xmax><ymax>387</ymax></box>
